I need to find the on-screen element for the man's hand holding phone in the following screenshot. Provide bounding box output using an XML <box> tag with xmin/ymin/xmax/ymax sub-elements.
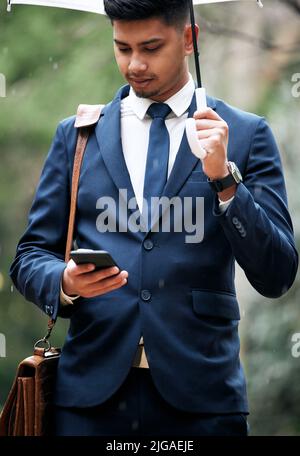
<box><xmin>62</xmin><ymin>250</ymin><xmax>128</xmax><ymax>299</ymax></box>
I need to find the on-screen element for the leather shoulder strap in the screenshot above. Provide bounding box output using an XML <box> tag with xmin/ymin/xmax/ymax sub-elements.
<box><xmin>64</xmin><ymin>127</ymin><xmax>90</xmax><ymax>264</ymax></box>
<box><xmin>46</xmin><ymin>104</ymin><xmax>105</xmax><ymax>335</ymax></box>
<box><xmin>65</xmin><ymin>104</ymin><xmax>105</xmax><ymax>262</ymax></box>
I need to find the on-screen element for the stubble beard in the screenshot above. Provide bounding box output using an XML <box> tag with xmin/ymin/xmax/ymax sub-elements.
<box><xmin>134</xmin><ymin>88</ymin><xmax>161</xmax><ymax>99</ymax></box>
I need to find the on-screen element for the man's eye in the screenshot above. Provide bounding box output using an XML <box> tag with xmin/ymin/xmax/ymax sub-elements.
<box><xmin>144</xmin><ymin>47</ymin><xmax>160</xmax><ymax>53</ymax></box>
<box><xmin>119</xmin><ymin>48</ymin><xmax>131</xmax><ymax>53</ymax></box>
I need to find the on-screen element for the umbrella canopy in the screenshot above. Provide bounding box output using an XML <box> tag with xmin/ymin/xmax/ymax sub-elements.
<box><xmin>7</xmin><ymin>0</ymin><xmax>263</xmax><ymax>17</ymax></box>
<box><xmin>6</xmin><ymin>0</ymin><xmax>263</xmax><ymax>87</ymax></box>
<box><xmin>5</xmin><ymin>0</ymin><xmax>264</xmax><ymax>159</ymax></box>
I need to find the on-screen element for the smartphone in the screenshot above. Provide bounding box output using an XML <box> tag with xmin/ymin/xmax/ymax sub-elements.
<box><xmin>70</xmin><ymin>249</ymin><xmax>119</xmax><ymax>271</ymax></box>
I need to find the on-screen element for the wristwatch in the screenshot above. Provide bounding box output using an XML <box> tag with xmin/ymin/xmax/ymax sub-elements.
<box><xmin>208</xmin><ymin>161</ymin><xmax>243</xmax><ymax>193</ymax></box>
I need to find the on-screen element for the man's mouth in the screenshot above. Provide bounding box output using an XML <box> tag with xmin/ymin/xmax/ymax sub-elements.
<box><xmin>129</xmin><ymin>78</ymin><xmax>154</xmax><ymax>88</ymax></box>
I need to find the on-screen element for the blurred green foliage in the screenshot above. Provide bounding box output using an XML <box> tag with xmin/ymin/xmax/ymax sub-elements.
<box><xmin>0</xmin><ymin>0</ymin><xmax>299</xmax><ymax>436</ymax></box>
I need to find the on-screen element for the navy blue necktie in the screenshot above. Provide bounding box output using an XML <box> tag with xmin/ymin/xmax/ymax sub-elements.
<box><xmin>143</xmin><ymin>102</ymin><xmax>172</xmax><ymax>226</ymax></box>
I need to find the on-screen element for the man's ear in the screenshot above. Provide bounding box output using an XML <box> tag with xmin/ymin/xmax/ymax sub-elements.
<box><xmin>184</xmin><ymin>24</ymin><xmax>199</xmax><ymax>56</ymax></box>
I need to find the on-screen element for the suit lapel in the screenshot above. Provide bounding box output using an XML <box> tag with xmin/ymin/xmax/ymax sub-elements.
<box><xmin>95</xmin><ymin>85</ymin><xmax>138</xmax><ymax>210</ymax></box>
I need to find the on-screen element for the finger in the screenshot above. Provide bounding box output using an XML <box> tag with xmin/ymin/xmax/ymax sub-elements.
<box><xmin>193</xmin><ymin>108</ymin><xmax>223</xmax><ymax>121</ymax></box>
<box><xmin>197</xmin><ymin>128</ymin><xmax>226</xmax><ymax>140</ymax></box>
<box><xmin>195</xmin><ymin>119</ymin><xmax>226</xmax><ymax>131</ymax></box>
<box><xmin>68</xmin><ymin>259</ymin><xmax>96</xmax><ymax>276</ymax></box>
<box><xmin>83</xmin><ymin>266</ymin><xmax>121</xmax><ymax>285</ymax></box>
<box><xmin>98</xmin><ymin>270</ymin><xmax>128</xmax><ymax>288</ymax></box>
<box><xmin>85</xmin><ymin>270</ymin><xmax>128</xmax><ymax>290</ymax></box>
<box><xmin>87</xmin><ymin>276</ymin><xmax>128</xmax><ymax>298</ymax></box>
<box><xmin>199</xmin><ymin>134</ymin><xmax>225</xmax><ymax>152</ymax></box>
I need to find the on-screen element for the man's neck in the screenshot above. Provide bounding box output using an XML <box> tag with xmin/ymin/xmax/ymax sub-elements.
<box><xmin>149</xmin><ymin>72</ymin><xmax>190</xmax><ymax>103</ymax></box>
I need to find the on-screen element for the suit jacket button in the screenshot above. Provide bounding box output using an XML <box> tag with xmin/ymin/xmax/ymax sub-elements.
<box><xmin>141</xmin><ymin>290</ymin><xmax>152</xmax><ymax>302</ymax></box>
<box><xmin>45</xmin><ymin>305</ymin><xmax>52</xmax><ymax>315</ymax></box>
<box><xmin>232</xmin><ymin>217</ymin><xmax>239</xmax><ymax>225</ymax></box>
<box><xmin>144</xmin><ymin>239</ymin><xmax>154</xmax><ymax>251</ymax></box>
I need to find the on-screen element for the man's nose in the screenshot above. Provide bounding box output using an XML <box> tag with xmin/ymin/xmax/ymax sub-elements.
<box><xmin>128</xmin><ymin>55</ymin><xmax>147</xmax><ymax>73</ymax></box>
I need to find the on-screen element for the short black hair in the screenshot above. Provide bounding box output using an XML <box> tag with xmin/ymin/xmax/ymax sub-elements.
<box><xmin>103</xmin><ymin>0</ymin><xmax>190</xmax><ymax>29</ymax></box>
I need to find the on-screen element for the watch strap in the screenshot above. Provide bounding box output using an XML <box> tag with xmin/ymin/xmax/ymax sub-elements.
<box><xmin>208</xmin><ymin>173</ymin><xmax>237</xmax><ymax>193</ymax></box>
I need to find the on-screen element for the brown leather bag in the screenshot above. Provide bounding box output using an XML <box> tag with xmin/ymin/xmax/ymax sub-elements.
<box><xmin>0</xmin><ymin>104</ymin><xmax>104</xmax><ymax>436</ymax></box>
<box><xmin>0</xmin><ymin>347</ymin><xmax>61</xmax><ymax>436</ymax></box>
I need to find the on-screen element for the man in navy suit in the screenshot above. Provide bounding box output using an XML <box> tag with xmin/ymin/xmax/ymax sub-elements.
<box><xmin>10</xmin><ymin>0</ymin><xmax>298</xmax><ymax>436</ymax></box>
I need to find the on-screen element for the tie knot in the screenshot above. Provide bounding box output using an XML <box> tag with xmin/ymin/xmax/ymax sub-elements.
<box><xmin>147</xmin><ymin>103</ymin><xmax>172</xmax><ymax>120</ymax></box>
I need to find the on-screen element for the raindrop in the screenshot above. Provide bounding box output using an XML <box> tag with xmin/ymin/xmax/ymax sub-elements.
<box><xmin>0</xmin><ymin>333</ymin><xmax>6</xmax><ymax>358</ymax></box>
<box><xmin>0</xmin><ymin>73</ymin><xmax>5</xmax><ymax>98</ymax></box>
<box><xmin>10</xmin><ymin>285</ymin><xmax>14</xmax><ymax>293</ymax></box>
<box><xmin>118</xmin><ymin>401</ymin><xmax>127</xmax><ymax>411</ymax></box>
<box><xmin>53</xmin><ymin>63</ymin><xmax>59</xmax><ymax>71</ymax></box>
<box><xmin>158</xmin><ymin>279</ymin><xmax>165</xmax><ymax>289</ymax></box>
<box><xmin>254</xmin><ymin>185</ymin><xmax>262</xmax><ymax>198</ymax></box>
<box><xmin>281</xmin><ymin>286</ymin><xmax>288</xmax><ymax>295</ymax></box>
<box><xmin>131</xmin><ymin>420</ymin><xmax>139</xmax><ymax>431</ymax></box>
<box><xmin>0</xmin><ymin>273</ymin><xmax>4</xmax><ymax>291</ymax></box>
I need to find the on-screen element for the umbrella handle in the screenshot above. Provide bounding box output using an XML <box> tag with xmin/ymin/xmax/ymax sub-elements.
<box><xmin>186</xmin><ymin>87</ymin><xmax>208</xmax><ymax>160</ymax></box>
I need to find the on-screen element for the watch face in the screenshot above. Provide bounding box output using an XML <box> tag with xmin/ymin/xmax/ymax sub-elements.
<box><xmin>229</xmin><ymin>162</ymin><xmax>243</xmax><ymax>183</ymax></box>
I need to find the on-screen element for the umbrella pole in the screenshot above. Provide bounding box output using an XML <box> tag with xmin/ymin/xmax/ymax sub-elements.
<box><xmin>189</xmin><ymin>0</ymin><xmax>202</xmax><ymax>88</ymax></box>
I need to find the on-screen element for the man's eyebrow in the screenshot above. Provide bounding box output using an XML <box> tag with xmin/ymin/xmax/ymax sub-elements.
<box><xmin>114</xmin><ymin>38</ymin><xmax>164</xmax><ymax>46</ymax></box>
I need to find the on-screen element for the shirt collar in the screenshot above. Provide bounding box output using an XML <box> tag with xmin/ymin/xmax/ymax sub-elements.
<box><xmin>128</xmin><ymin>74</ymin><xmax>195</xmax><ymax>120</ymax></box>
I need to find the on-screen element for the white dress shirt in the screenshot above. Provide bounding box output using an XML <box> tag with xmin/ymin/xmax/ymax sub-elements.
<box><xmin>60</xmin><ymin>75</ymin><xmax>233</xmax><ymax>306</ymax></box>
<box><xmin>121</xmin><ymin>75</ymin><xmax>195</xmax><ymax>213</ymax></box>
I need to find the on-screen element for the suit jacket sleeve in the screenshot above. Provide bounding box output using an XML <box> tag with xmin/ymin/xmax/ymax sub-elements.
<box><xmin>9</xmin><ymin>122</ymin><xmax>73</xmax><ymax>320</ymax></box>
<box><xmin>214</xmin><ymin>117</ymin><xmax>298</xmax><ymax>298</ymax></box>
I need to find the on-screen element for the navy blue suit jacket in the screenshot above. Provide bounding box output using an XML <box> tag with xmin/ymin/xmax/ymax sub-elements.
<box><xmin>10</xmin><ymin>85</ymin><xmax>298</xmax><ymax>413</ymax></box>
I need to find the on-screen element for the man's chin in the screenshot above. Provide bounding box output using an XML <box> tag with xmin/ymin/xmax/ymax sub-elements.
<box><xmin>133</xmin><ymin>88</ymin><xmax>160</xmax><ymax>100</ymax></box>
